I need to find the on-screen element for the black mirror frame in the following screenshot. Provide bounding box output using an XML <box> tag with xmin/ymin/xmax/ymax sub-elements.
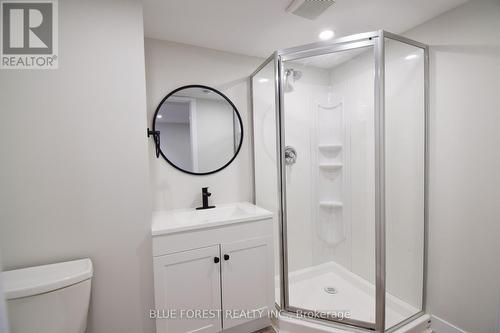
<box><xmin>151</xmin><ymin>84</ymin><xmax>244</xmax><ymax>176</ymax></box>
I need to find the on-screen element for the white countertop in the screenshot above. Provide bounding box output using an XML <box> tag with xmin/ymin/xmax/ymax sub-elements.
<box><xmin>151</xmin><ymin>202</ymin><xmax>273</xmax><ymax>236</ymax></box>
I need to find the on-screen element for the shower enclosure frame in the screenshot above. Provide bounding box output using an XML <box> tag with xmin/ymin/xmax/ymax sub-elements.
<box><xmin>250</xmin><ymin>30</ymin><xmax>429</xmax><ymax>333</ymax></box>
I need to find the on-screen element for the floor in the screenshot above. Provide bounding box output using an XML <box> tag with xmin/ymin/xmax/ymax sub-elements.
<box><xmin>281</xmin><ymin>261</ymin><xmax>420</xmax><ymax>329</ymax></box>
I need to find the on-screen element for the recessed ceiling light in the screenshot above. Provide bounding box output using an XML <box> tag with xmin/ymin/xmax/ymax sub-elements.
<box><xmin>319</xmin><ymin>30</ymin><xmax>335</xmax><ymax>41</ymax></box>
<box><xmin>258</xmin><ymin>78</ymin><xmax>269</xmax><ymax>83</ymax></box>
<box><xmin>405</xmin><ymin>54</ymin><xmax>418</xmax><ymax>60</ymax></box>
<box><xmin>157</xmin><ymin>114</ymin><xmax>162</xmax><ymax>119</ymax></box>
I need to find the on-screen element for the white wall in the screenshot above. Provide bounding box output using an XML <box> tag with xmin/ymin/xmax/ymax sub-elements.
<box><xmin>0</xmin><ymin>1</ymin><xmax>154</xmax><ymax>333</ymax></box>
<box><xmin>144</xmin><ymin>38</ymin><xmax>262</xmax><ymax>210</ymax></box>
<box><xmin>404</xmin><ymin>1</ymin><xmax>500</xmax><ymax>332</ymax></box>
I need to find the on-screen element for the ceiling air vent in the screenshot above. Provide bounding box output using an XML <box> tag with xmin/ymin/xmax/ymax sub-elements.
<box><xmin>286</xmin><ymin>0</ymin><xmax>335</xmax><ymax>20</ymax></box>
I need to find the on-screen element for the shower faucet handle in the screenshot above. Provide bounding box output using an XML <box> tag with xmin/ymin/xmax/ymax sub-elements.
<box><xmin>284</xmin><ymin>146</ymin><xmax>297</xmax><ymax>165</ymax></box>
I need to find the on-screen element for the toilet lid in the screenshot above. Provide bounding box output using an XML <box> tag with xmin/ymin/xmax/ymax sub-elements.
<box><xmin>2</xmin><ymin>258</ymin><xmax>93</xmax><ymax>300</ymax></box>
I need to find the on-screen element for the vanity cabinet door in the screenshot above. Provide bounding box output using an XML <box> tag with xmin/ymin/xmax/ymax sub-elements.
<box><xmin>153</xmin><ymin>245</ymin><xmax>222</xmax><ymax>333</ymax></box>
<box><xmin>220</xmin><ymin>236</ymin><xmax>274</xmax><ymax>330</ymax></box>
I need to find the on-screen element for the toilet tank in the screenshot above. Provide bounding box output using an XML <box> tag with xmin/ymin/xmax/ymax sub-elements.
<box><xmin>2</xmin><ymin>259</ymin><xmax>93</xmax><ymax>333</ymax></box>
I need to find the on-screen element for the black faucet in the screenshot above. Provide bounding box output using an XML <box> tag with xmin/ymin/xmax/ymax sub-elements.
<box><xmin>196</xmin><ymin>187</ymin><xmax>215</xmax><ymax>210</ymax></box>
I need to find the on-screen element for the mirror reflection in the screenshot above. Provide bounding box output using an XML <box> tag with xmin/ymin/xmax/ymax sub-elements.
<box><xmin>154</xmin><ymin>86</ymin><xmax>243</xmax><ymax>175</ymax></box>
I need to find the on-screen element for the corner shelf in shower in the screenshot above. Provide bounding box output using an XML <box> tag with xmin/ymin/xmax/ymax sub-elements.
<box><xmin>319</xmin><ymin>163</ymin><xmax>343</xmax><ymax>171</ymax></box>
<box><xmin>319</xmin><ymin>201</ymin><xmax>343</xmax><ymax>209</ymax></box>
<box><xmin>318</xmin><ymin>144</ymin><xmax>342</xmax><ymax>151</ymax></box>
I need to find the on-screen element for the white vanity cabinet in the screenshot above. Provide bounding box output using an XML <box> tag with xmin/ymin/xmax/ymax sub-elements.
<box><xmin>220</xmin><ymin>236</ymin><xmax>274</xmax><ymax>330</ymax></box>
<box><xmin>154</xmin><ymin>246</ymin><xmax>223</xmax><ymax>333</ymax></box>
<box><xmin>152</xmin><ymin>203</ymin><xmax>274</xmax><ymax>333</ymax></box>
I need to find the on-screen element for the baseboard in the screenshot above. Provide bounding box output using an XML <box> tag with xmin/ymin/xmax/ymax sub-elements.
<box><xmin>430</xmin><ymin>315</ymin><xmax>468</xmax><ymax>333</ymax></box>
<box><xmin>223</xmin><ymin>317</ymin><xmax>270</xmax><ymax>333</ymax></box>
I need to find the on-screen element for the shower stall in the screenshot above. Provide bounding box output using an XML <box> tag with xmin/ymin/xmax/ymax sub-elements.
<box><xmin>251</xmin><ymin>31</ymin><xmax>428</xmax><ymax>332</ymax></box>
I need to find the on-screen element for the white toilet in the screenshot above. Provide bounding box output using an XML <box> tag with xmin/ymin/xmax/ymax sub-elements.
<box><xmin>2</xmin><ymin>258</ymin><xmax>93</xmax><ymax>333</ymax></box>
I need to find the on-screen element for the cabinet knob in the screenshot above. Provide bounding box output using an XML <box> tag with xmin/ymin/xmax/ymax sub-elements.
<box><xmin>224</xmin><ymin>254</ymin><xmax>230</xmax><ymax>261</ymax></box>
<box><xmin>213</xmin><ymin>257</ymin><xmax>220</xmax><ymax>264</ymax></box>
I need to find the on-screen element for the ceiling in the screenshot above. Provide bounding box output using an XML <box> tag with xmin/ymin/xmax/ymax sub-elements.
<box><xmin>143</xmin><ymin>0</ymin><xmax>467</xmax><ymax>58</ymax></box>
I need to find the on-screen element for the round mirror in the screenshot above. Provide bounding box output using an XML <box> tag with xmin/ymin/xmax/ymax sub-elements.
<box><xmin>153</xmin><ymin>85</ymin><xmax>243</xmax><ymax>175</ymax></box>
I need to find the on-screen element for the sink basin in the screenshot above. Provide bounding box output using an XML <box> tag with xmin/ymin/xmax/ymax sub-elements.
<box><xmin>151</xmin><ymin>202</ymin><xmax>273</xmax><ymax>236</ymax></box>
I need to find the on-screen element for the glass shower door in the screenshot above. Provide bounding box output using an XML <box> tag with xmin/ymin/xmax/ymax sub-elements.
<box><xmin>251</xmin><ymin>57</ymin><xmax>282</xmax><ymax>309</ymax></box>
<box><xmin>384</xmin><ymin>36</ymin><xmax>426</xmax><ymax>329</ymax></box>
<box><xmin>280</xmin><ymin>43</ymin><xmax>377</xmax><ymax>329</ymax></box>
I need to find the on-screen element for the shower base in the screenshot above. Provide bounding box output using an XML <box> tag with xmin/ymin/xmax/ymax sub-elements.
<box><xmin>276</xmin><ymin>261</ymin><xmax>425</xmax><ymax>331</ymax></box>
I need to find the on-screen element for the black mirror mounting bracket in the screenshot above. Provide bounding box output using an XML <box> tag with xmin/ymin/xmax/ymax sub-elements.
<box><xmin>147</xmin><ymin>128</ymin><xmax>161</xmax><ymax>158</ymax></box>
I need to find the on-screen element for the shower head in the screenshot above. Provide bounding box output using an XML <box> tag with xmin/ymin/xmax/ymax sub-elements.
<box><xmin>284</xmin><ymin>68</ymin><xmax>302</xmax><ymax>92</ymax></box>
<box><xmin>285</xmin><ymin>68</ymin><xmax>302</xmax><ymax>81</ymax></box>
